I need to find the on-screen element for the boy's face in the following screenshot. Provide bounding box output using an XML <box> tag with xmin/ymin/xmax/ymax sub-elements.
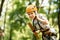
<box><xmin>27</xmin><ymin>12</ymin><xmax>35</xmax><ymax>19</ymax></box>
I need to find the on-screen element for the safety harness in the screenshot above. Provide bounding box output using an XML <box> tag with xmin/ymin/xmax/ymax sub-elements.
<box><xmin>33</xmin><ymin>16</ymin><xmax>49</xmax><ymax>33</ymax></box>
<box><xmin>32</xmin><ymin>16</ymin><xmax>57</xmax><ymax>40</ymax></box>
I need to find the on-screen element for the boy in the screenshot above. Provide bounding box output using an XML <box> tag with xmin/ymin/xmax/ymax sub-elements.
<box><xmin>26</xmin><ymin>4</ymin><xmax>57</xmax><ymax>40</ymax></box>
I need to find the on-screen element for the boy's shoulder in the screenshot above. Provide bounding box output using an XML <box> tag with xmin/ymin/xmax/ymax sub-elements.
<box><xmin>38</xmin><ymin>13</ymin><xmax>46</xmax><ymax>17</ymax></box>
<box><xmin>37</xmin><ymin>13</ymin><xmax>48</xmax><ymax>20</ymax></box>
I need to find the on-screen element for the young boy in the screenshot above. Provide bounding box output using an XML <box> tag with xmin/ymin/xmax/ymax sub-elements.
<box><xmin>26</xmin><ymin>4</ymin><xmax>57</xmax><ymax>40</ymax></box>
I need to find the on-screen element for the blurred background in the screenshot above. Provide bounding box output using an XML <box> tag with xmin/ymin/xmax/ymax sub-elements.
<box><xmin>0</xmin><ymin>0</ymin><xmax>59</xmax><ymax>40</ymax></box>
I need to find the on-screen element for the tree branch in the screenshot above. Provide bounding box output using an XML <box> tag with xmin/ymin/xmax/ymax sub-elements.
<box><xmin>0</xmin><ymin>0</ymin><xmax>5</xmax><ymax>16</ymax></box>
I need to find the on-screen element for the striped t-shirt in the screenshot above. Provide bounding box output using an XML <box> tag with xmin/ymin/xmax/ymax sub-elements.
<box><xmin>32</xmin><ymin>14</ymin><xmax>50</xmax><ymax>31</ymax></box>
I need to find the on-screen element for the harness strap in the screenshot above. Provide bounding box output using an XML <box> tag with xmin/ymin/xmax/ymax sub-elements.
<box><xmin>33</xmin><ymin>16</ymin><xmax>44</xmax><ymax>31</ymax></box>
<box><xmin>37</xmin><ymin>19</ymin><xmax>43</xmax><ymax>30</ymax></box>
<box><xmin>33</xmin><ymin>17</ymin><xmax>37</xmax><ymax>31</ymax></box>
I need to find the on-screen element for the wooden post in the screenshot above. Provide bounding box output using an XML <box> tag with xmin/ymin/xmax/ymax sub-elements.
<box><xmin>28</xmin><ymin>23</ymin><xmax>39</xmax><ymax>39</ymax></box>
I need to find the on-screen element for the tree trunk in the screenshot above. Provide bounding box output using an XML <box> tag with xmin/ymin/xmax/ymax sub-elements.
<box><xmin>58</xmin><ymin>0</ymin><xmax>60</xmax><ymax>38</ymax></box>
<box><xmin>28</xmin><ymin>0</ymin><xmax>33</xmax><ymax>5</ymax></box>
<box><xmin>0</xmin><ymin>0</ymin><xmax>5</xmax><ymax>16</ymax></box>
<box><xmin>36</xmin><ymin>0</ymin><xmax>39</xmax><ymax>11</ymax></box>
<box><xmin>9</xmin><ymin>28</ymin><xmax>13</xmax><ymax>40</ymax></box>
<box><xmin>47</xmin><ymin>0</ymin><xmax>51</xmax><ymax>20</ymax></box>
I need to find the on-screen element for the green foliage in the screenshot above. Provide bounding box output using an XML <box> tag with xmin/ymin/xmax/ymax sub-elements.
<box><xmin>3</xmin><ymin>0</ymin><xmax>59</xmax><ymax>40</ymax></box>
<box><xmin>8</xmin><ymin>0</ymin><xmax>30</xmax><ymax>40</ymax></box>
<box><xmin>39</xmin><ymin>8</ymin><xmax>46</xmax><ymax>13</ymax></box>
<box><xmin>9</xmin><ymin>0</ymin><xmax>28</xmax><ymax>31</ymax></box>
<box><xmin>20</xmin><ymin>36</ymin><xmax>29</xmax><ymax>40</ymax></box>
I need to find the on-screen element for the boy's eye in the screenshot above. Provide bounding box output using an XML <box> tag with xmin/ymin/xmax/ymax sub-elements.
<box><xmin>27</xmin><ymin>12</ymin><xmax>33</xmax><ymax>15</ymax></box>
<box><xmin>28</xmin><ymin>13</ymin><xmax>33</xmax><ymax>15</ymax></box>
<box><xmin>31</xmin><ymin>13</ymin><xmax>33</xmax><ymax>14</ymax></box>
<box><xmin>28</xmin><ymin>14</ymin><xmax>30</xmax><ymax>15</ymax></box>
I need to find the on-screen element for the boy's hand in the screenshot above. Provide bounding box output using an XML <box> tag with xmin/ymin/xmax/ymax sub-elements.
<box><xmin>35</xmin><ymin>30</ymin><xmax>40</xmax><ymax>33</ymax></box>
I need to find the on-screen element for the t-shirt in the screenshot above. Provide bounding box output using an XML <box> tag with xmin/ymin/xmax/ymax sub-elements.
<box><xmin>32</xmin><ymin>14</ymin><xmax>50</xmax><ymax>31</ymax></box>
<box><xmin>32</xmin><ymin>14</ymin><xmax>56</xmax><ymax>35</ymax></box>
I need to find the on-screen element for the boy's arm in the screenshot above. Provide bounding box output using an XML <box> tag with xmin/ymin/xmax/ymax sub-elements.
<box><xmin>38</xmin><ymin>18</ymin><xmax>48</xmax><ymax>25</ymax></box>
<box><xmin>35</xmin><ymin>14</ymin><xmax>49</xmax><ymax>25</ymax></box>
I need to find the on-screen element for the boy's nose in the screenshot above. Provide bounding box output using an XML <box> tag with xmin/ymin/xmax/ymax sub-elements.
<box><xmin>30</xmin><ymin>14</ymin><xmax>33</xmax><ymax>17</ymax></box>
